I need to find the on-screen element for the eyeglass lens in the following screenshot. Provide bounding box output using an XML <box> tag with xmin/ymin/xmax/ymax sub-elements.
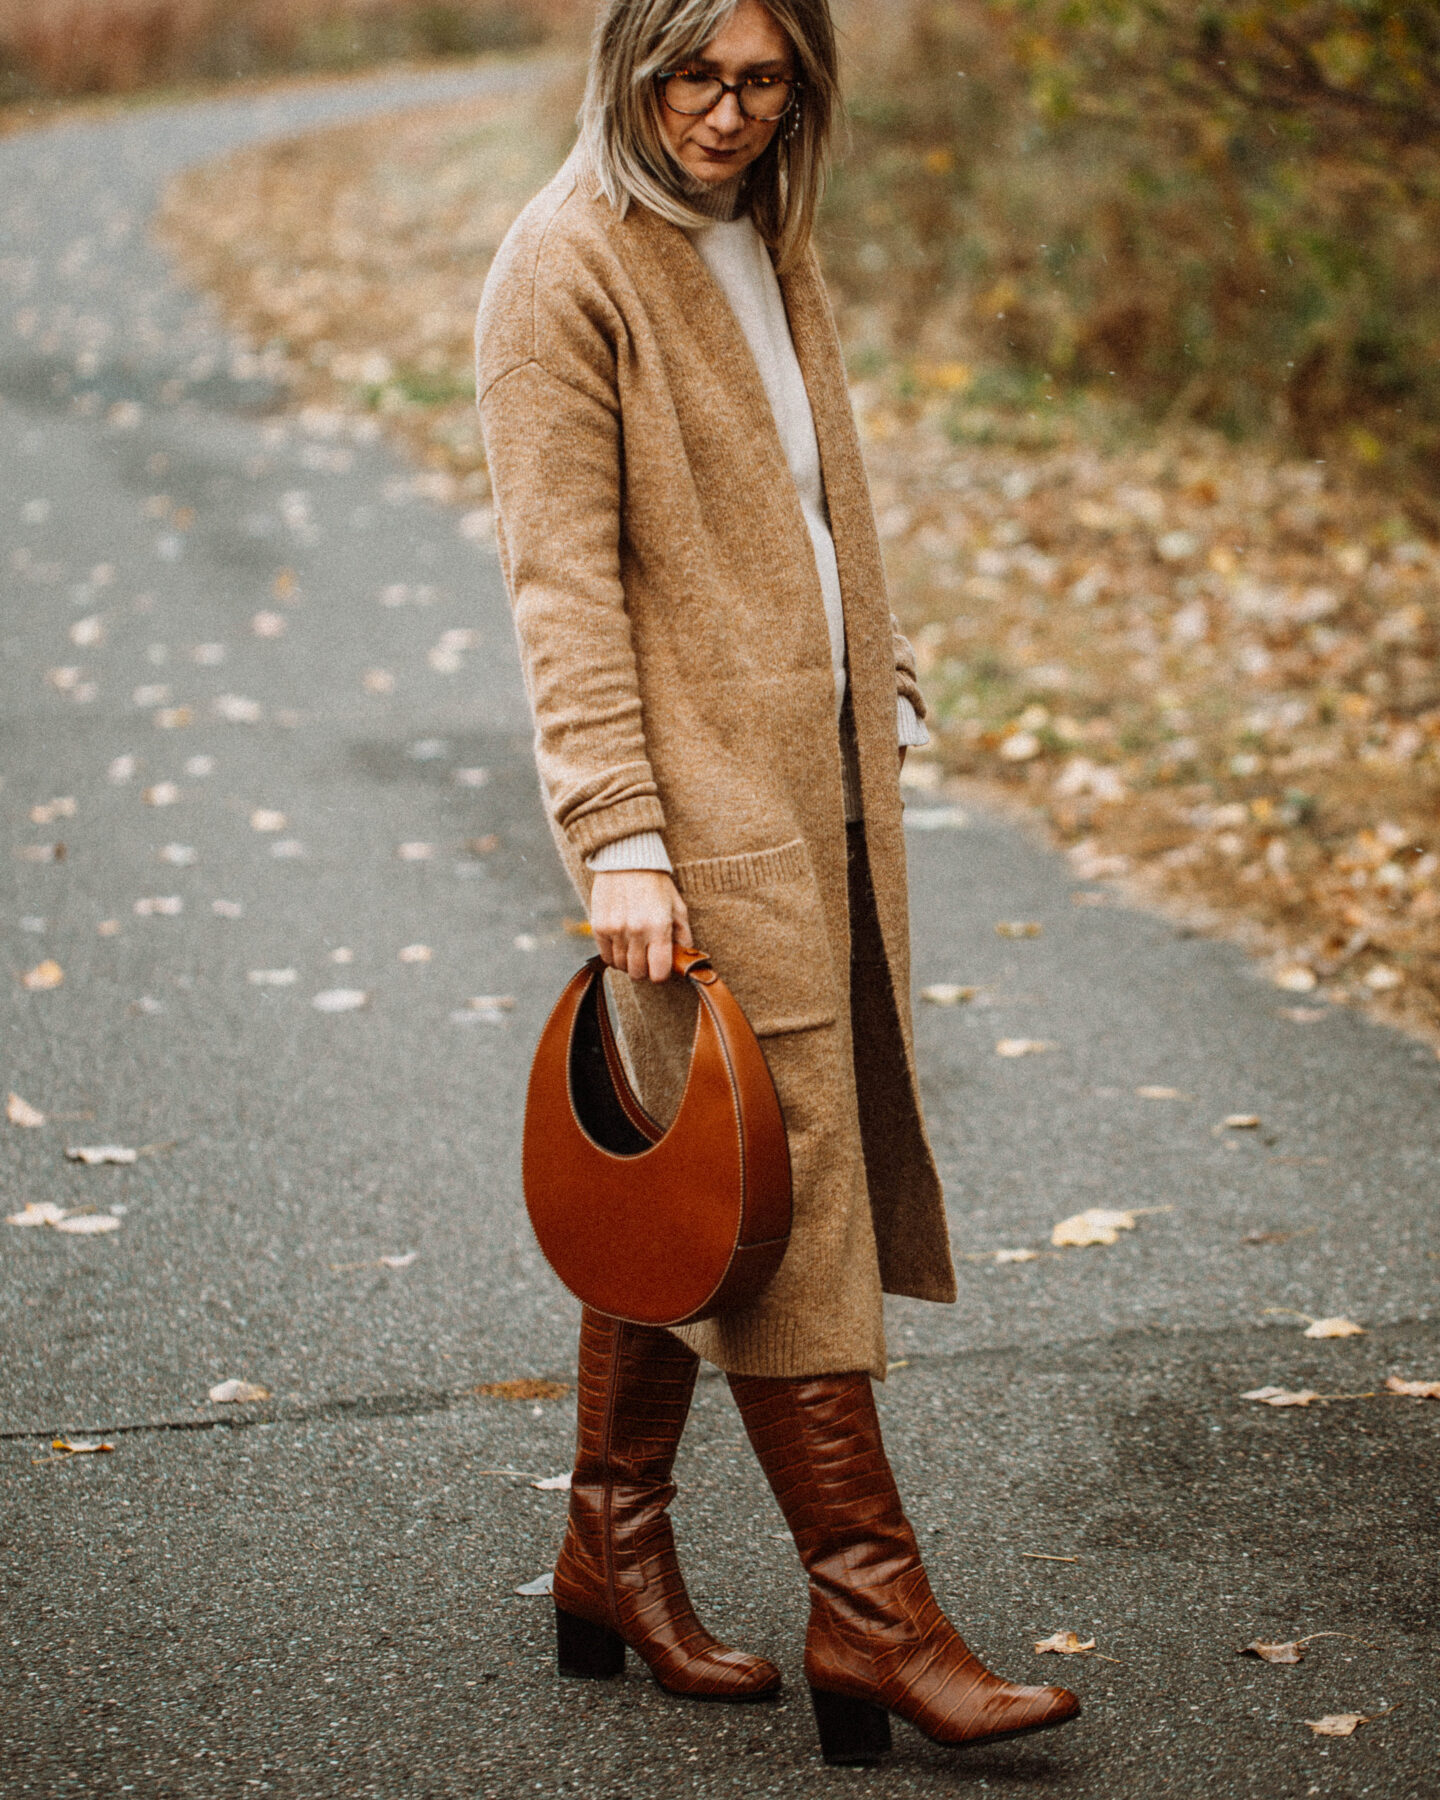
<box><xmin>662</xmin><ymin>72</ymin><xmax>794</xmax><ymax>121</ymax></box>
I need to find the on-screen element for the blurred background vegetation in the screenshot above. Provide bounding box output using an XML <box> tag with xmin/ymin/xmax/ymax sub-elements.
<box><xmin>7</xmin><ymin>1</ymin><xmax>1438</xmax><ymax>512</ymax></box>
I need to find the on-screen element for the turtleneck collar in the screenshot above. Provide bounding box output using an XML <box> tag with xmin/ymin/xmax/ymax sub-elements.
<box><xmin>681</xmin><ymin>171</ymin><xmax>749</xmax><ymax>224</ymax></box>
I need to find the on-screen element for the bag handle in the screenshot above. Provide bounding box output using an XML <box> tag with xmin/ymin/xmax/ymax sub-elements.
<box><xmin>589</xmin><ymin>945</ymin><xmax>716</xmax><ymax>1147</ymax></box>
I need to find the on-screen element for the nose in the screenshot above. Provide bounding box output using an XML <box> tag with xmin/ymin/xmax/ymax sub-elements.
<box><xmin>706</xmin><ymin>88</ymin><xmax>747</xmax><ymax>131</ymax></box>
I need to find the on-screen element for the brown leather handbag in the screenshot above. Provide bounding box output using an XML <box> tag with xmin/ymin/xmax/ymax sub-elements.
<box><xmin>522</xmin><ymin>946</ymin><xmax>792</xmax><ymax>1327</ymax></box>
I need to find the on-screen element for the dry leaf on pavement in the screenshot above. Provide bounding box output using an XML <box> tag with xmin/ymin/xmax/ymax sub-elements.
<box><xmin>473</xmin><ymin>1379</ymin><xmax>570</xmax><ymax>1401</ymax></box>
<box><xmin>995</xmin><ymin>1247</ymin><xmax>1040</xmax><ymax>1263</ymax></box>
<box><xmin>1274</xmin><ymin>965</ymin><xmax>1318</xmax><ymax>993</ymax></box>
<box><xmin>249</xmin><ymin>808</ymin><xmax>286</xmax><ymax>832</ymax></box>
<box><xmin>1385</xmin><ymin>1375</ymin><xmax>1440</xmax><ymax>1399</ymax></box>
<box><xmin>208</xmin><ymin>1379</ymin><xmax>270</xmax><ymax>1404</ymax></box>
<box><xmin>379</xmin><ymin>1252</ymin><xmax>417</xmax><ymax>1270</ymax></box>
<box><xmin>1136</xmin><ymin>1085</ymin><xmax>1187</xmax><ymax>1100</ymax></box>
<box><xmin>7</xmin><ymin>1202</ymin><xmax>68</xmax><ymax>1227</ymax></box>
<box><xmin>397</xmin><ymin>842</ymin><xmax>435</xmax><ymax>861</ymax></box>
<box><xmin>531</xmin><ymin>1473</ymin><xmax>572</xmax><ymax>1491</ymax></box>
<box><xmin>20</xmin><ymin>960</ymin><xmax>64</xmax><ymax>991</ymax></box>
<box><xmin>312</xmin><ymin>989</ymin><xmax>367</xmax><ymax>1013</ymax></box>
<box><xmin>1242</xmin><ymin>1386</ymin><xmax>1322</xmax><ymax>1407</ymax></box>
<box><xmin>1304</xmin><ymin>1317</ymin><xmax>1365</xmax><ymax>1339</ymax></box>
<box><xmin>922</xmin><ymin>984</ymin><xmax>978</xmax><ymax>1006</ymax></box>
<box><xmin>65</xmin><ymin>1145</ymin><xmax>138</xmax><ymax>1165</ymax></box>
<box><xmin>1051</xmin><ymin>1207</ymin><xmax>1164</xmax><ymax>1248</ymax></box>
<box><xmin>1034</xmin><ymin>1632</ymin><xmax>1096</xmax><ymax>1655</ymax></box>
<box><xmin>1305</xmin><ymin>1710</ymin><xmax>1393</xmax><ymax>1738</ymax></box>
<box><xmin>248</xmin><ymin>968</ymin><xmax>298</xmax><ymax>987</ymax></box>
<box><xmin>7</xmin><ymin>1092</ymin><xmax>46</xmax><ymax>1127</ymax></box>
<box><xmin>996</xmin><ymin>1038</ymin><xmax>1055</xmax><ymax>1058</ymax></box>
<box><xmin>1241</xmin><ymin>1639</ymin><xmax>1306</xmax><ymax>1664</ymax></box>
<box><xmin>53</xmin><ymin>1214</ymin><xmax>123</xmax><ymax>1235</ymax></box>
<box><xmin>52</xmin><ymin>1437</ymin><xmax>114</xmax><ymax>1455</ymax></box>
<box><xmin>1224</xmin><ymin>1114</ymin><xmax>1262</xmax><ymax>1129</ymax></box>
<box><xmin>996</xmin><ymin>921</ymin><xmax>1043</xmax><ymax>938</ymax></box>
<box><xmin>515</xmin><ymin>1573</ymin><xmax>555</xmax><ymax>1597</ymax></box>
<box><xmin>398</xmin><ymin>944</ymin><xmax>432</xmax><ymax>963</ymax></box>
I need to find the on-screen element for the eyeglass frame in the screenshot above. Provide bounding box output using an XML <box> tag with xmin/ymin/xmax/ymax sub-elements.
<box><xmin>655</xmin><ymin>68</ymin><xmax>801</xmax><ymax>123</ymax></box>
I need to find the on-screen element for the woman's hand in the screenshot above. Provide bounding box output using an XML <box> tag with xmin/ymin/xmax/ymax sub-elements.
<box><xmin>590</xmin><ymin>870</ymin><xmax>693</xmax><ymax>983</ymax></box>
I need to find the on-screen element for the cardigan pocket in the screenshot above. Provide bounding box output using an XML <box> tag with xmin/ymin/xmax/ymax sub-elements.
<box><xmin>673</xmin><ymin>837</ymin><xmax>840</xmax><ymax>1037</ymax></box>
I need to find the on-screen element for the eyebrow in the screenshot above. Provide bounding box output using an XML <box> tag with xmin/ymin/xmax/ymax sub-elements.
<box><xmin>681</xmin><ymin>55</ymin><xmax>794</xmax><ymax>75</ymax></box>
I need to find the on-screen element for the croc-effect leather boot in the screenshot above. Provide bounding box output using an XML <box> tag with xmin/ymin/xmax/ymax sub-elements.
<box><xmin>552</xmin><ymin>1309</ymin><xmax>781</xmax><ymax>1700</ymax></box>
<box><xmin>728</xmin><ymin>1370</ymin><xmax>1080</xmax><ymax>1762</ymax></box>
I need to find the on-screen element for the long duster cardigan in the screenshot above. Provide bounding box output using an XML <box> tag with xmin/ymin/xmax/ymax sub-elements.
<box><xmin>476</xmin><ymin>150</ymin><xmax>956</xmax><ymax>1379</ymax></box>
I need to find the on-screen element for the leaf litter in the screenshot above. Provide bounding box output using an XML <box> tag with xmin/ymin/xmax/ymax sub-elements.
<box><xmin>207</xmin><ymin>1380</ymin><xmax>270</xmax><ymax>1405</ymax></box>
<box><xmin>1240</xmin><ymin>1632</ymin><xmax>1378</xmax><ymax>1665</ymax></box>
<box><xmin>1033</xmin><ymin>1632</ymin><xmax>1119</xmax><ymax>1662</ymax></box>
<box><xmin>1305</xmin><ymin>1709</ymin><xmax>1396</xmax><ymax>1738</ymax></box>
<box><xmin>472</xmin><ymin>1379</ymin><xmax>570</xmax><ymax>1402</ymax></box>
<box><xmin>1051</xmin><ymin>1206</ymin><xmax>1171</xmax><ymax>1248</ymax></box>
<box><xmin>6</xmin><ymin>1092</ymin><xmax>46</xmax><ymax>1127</ymax></box>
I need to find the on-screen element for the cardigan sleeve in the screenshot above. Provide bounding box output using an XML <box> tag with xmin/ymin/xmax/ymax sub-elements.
<box><xmin>480</xmin><ymin>357</ymin><xmax>667</xmax><ymax>861</ymax></box>
<box><xmin>891</xmin><ymin>614</ymin><xmax>928</xmax><ymax>723</ymax></box>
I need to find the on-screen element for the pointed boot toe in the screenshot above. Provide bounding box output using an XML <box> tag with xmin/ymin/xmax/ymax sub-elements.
<box><xmin>656</xmin><ymin>1644</ymin><xmax>782</xmax><ymax>1702</ymax></box>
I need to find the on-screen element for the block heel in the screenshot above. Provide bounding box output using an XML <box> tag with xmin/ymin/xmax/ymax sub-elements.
<box><xmin>809</xmin><ymin>1686</ymin><xmax>892</xmax><ymax>1765</ymax></box>
<box><xmin>555</xmin><ymin>1606</ymin><xmax>626</xmax><ymax>1679</ymax></box>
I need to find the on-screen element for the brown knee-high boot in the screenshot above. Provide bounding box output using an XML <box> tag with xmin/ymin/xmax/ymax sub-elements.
<box><xmin>728</xmin><ymin>1371</ymin><xmax>1080</xmax><ymax>1763</ymax></box>
<box><xmin>552</xmin><ymin>1309</ymin><xmax>781</xmax><ymax>1700</ymax></box>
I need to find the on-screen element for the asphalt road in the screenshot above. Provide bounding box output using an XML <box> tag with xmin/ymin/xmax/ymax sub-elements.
<box><xmin>1</xmin><ymin>62</ymin><xmax>1436</xmax><ymax>1800</ymax></box>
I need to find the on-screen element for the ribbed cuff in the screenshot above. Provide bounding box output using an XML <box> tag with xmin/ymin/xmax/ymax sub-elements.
<box><xmin>897</xmin><ymin>695</ymin><xmax>930</xmax><ymax>748</ymax></box>
<box><xmin>585</xmin><ymin>830</ymin><xmax>674</xmax><ymax>874</ymax></box>
<box><xmin>563</xmin><ymin>793</ymin><xmax>668</xmax><ymax>860</ymax></box>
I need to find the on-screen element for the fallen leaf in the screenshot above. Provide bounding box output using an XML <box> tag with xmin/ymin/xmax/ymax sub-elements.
<box><xmin>996</xmin><ymin>1038</ymin><xmax>1055</xmax><ymax>1058</ymax></box>
<box><xmin>1136</xmin><ymin>1085</ymin><xmax>1187</xmax><ymax>1100</ymax></box>
<box><xmin>531</xmin><ymin>1473</ymin><xmax>572</xmax><ymax>1491</ymax></box>
<box><xmin>30</xmin><ymin>797</ymin><xmax>76</xmax><ymax>824</ymax></box>
<box><xmin>208</xmin><ymin>1379</ymin><xmax>270</xmax><ymax>1405</ymax></box>
<box><xmin>248</xmin><ymin>968</ymin><xmax>298</xmax><ymax>987</ymax></box>
<box><xmin>995</xmin><ymin>1247</ymin><xmax>1040</xmax><ymax>1263</ymax></box>
<box><xmin>1243</xmin><ymin>1228</ymin><xmax>1293</xmax><ymax>1245</ymax></box>
<box><xmin>330</xmin><ymin>947</ymin><xmax>355</xmax><ymax>964</ymax></box>
<box><xmin>312</xmin><ymin>989</ymin><xmax>368</xmax><ymax>1013</ymax></box>
<box><xmin>1034</xmin><ymin>1632</ymin><xmax>1096</xmax><ymax>1655</ymax></box>
<box><xmin>1305</xmin><ymin>1316</ymin><xmax>1365</xmax><ymax>1339</ymax></box>
<box><xmin>159</xmin><ymin>843</ymin><xmax>197</xmax><ymax>866</ymax></box>
<box><xmin>1306</xmin><ymin>1711</ymin><xmax>1393</xmax><ymax>1738</ymax></box>
<box><xmin>922</xmin><ymin>984</ymin><xmax>978</xmax><ymax>1006</ymax></box>
<box><xmin>97</xmin><ymin>920</ymin><xmax>121</xmax><ymax>937</ymax></box>
<box><xmin>466</xmin><ymin>834</ymin><xmax>500</xmax><ymax>854</ymax></box>
<box><xmin>1274</xmin><ymin>965</ymin><xmax>1318</xmax><ymax>993</ymax></box>
<box><xmin>51</xmin><ymin>1437</ymin><xmax>114</xmax><ymax>1455</ymax></box>
<box><xmin>515</xmin><ymin>1572</ymin><xmax>555</xmax><ymax>1597</ymax></box>
<box><xmin>398</xmin><ymin>943</ymin><xmax>432</xmax><ymax>963</ymax></box>
<box><xmin>397</xmin><ymin>841</ymin><xmax>435</xmax><ymax>861</ymax></box>
<box><xmin>154</xmin><ymin>707</ymin><xmax>192</xmax><ymax>730</ymax></box>
<box><xmin>19</xmin><ymin>958</ymin><xmax>64</xmax><ymax>993</ymax></box>
<box><xmin>379</xmin><ymin>1252</ymin><xmax>417</xmax><ymax>1270</ymax></box>
<box><xmin>1385</xmin><ymin>1375</ymin><xmax>1440</xmax><ymax>1399</ymax></box>
<box><xmin>108</xmin><ymin>754</ymin><xmax>137</xmax><ymax>783</ymax></box>
<box><xmin>1242</xmin><ymin>1386</ymin><xmax>1321</xmax><ymax>1407</ymax></box>
<box><xmin>214</xmin><ymin>694</ymin><xmax>263</xmax><ymax>723</ymax></box>
<box><xmin>252</xmin><ymin>610</ymin><xmax>286</xmax><ymax>637</ymax></box>
<box><xmin>7</xmin><ymin>1202</ymin><xmax>68</xmax><ymax>1226</ymax></box>
<box><xmin>996</xmin><ymin>921</ymin><xmax>1043</xmax><ymax>938</ymax></box>
<box><xmin>362</xmin><ymin>669</ymin><xmax>395</xmax><ymax>695</ymax></box>
<box><xmin>65</xmin><ymin>1145</ymin><xmax>138</xmax><ymax>1165</ymax></box>
<box><xmin>53</xmin><ymin>1213</ymin><xmax>122</xmax><ymax>1235</ymax></box>
<box><xmin>1241</xmin><ymin>1639</ymin><xmax>1305</xmax><ymax>1664</ymax></box>
<box><xmin>454</xmin><ymin>767</ymin><xmax>490</xmax><ymax>788</ymax></box>
<box><xmin>133</xmin><ymin>896</ymin><xmax>182</xmax><ymax>916</ymax></box>
<box><xmin>250</xmin><ymin>808</ymin><xmax>286</xmax><ymax>832</ymax></box>
<box><xmin>473</xmin><ymin>1379</ymin><xmax>570</xmax><ymax>1401</ymax></box>
<box><xmin>1225</xmin><ymin>1114</ymin><xmax>1262</xmax><ymax>1129</ymax></box>
<box><xmin>1052</xmin><ymin>1208</ymin><xmax>1139</xmax><ymax>1248</ymax></box>
<box><xmin>7</xmin><ymin>1092</ymin><xmax>46</xmax><ymax>1128</ymax></box>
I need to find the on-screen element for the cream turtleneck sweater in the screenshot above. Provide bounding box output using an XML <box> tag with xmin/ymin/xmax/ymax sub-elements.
<box><xmin>588</xmin><ymin>178</ymin><xmax>926</xmax><ymax>874</ymax></box>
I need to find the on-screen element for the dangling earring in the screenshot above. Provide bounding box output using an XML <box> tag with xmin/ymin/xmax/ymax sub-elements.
<box><xmin>785</xmin><ymin>97</ymin><xmax>802</xmax><ymax>141</ymax></box>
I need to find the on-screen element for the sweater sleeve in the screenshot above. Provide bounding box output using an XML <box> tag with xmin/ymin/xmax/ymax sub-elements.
<box><xmin>891</xmin><ymin>614</ymin><xmax>928</xmax><ymax>722</ymax></box>
<box><xmin>586</xmin><ymin>831</ymin><xmax>675</xmax><ymax>873</ymax></box>
<box><xmin>479</xmin><ymin>357</ymin><xmax>667</xmax><ymax>861</ymax></box>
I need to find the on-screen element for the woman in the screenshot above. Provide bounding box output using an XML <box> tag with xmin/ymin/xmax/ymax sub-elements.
<box><xmin>476</xmin><ymin>0</ymin><xmax>1080</xmax><ymax>1765</ymax></box>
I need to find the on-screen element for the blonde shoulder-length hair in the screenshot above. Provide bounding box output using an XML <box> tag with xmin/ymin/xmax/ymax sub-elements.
<box><xmin>579</xmin><ymin>0</ymin><xmax>841</xmax><ymax>273</ymax></box>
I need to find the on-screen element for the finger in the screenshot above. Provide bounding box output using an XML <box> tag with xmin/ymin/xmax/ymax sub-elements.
<box><xmin>673</xmin><ymin>897</ymin><xmax>694</xmax><ymax>949</ymax></box>
<box><xmin>593</xmin><ymin>929</ymin><xmax>617</xmax><ymax>970</ymax></box>
<box><xmin>625</xmin><ymin>935</ymin><xmax>650</xmax><ymax>982</ymax></box>
<box><xmin>648</xmin><ymin>934</ymin><xmax>674</xmax><ymax>984</ymax></box>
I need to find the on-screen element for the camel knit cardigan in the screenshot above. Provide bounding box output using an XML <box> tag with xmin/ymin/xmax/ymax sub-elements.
<box><xmin>476</xmin><ymin>149</ymin><xmax>956</xmax><ymax>1378</ymax></box>
<box><xmin>589</xmin><ymin>199</ymin><xmax>927</xmax><ymax>874</ymax></box>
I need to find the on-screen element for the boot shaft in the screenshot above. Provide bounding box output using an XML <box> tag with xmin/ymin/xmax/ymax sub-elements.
<box><xmin>573</xmin><ymin>1308</ymin><xmax>700</xmax><ymax>1488</ymax></box>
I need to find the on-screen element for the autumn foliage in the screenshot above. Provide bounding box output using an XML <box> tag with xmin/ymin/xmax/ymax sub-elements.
<box><xmin>825</xmin><ymin>1</ymin><xmax>1440</xmax><ymax>510</ymax></box>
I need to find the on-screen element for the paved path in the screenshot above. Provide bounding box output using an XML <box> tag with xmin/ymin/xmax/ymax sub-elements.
<box><xmin>1</xmin><ymin>65</ymin><xmax>1435</xmax><ymax>1799</ymax></box>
